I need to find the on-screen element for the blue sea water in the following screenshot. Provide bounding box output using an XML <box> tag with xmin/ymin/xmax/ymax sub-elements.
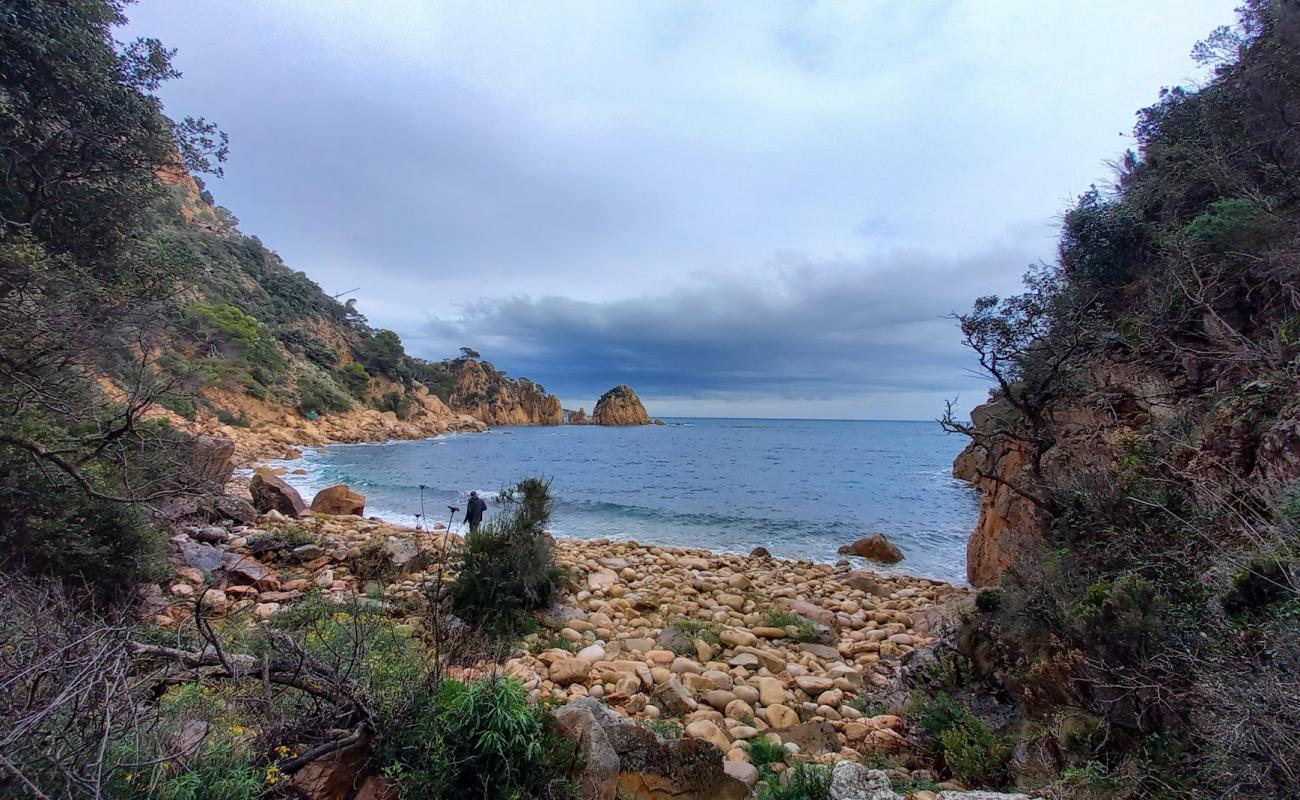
<box><xmin>268</xmin><ymin>418</ymin><xmax>978</xmax><ymax>585</ymax></box>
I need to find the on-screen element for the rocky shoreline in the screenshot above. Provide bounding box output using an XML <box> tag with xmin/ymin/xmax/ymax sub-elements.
<box><xmin>160</xmin><ymin>498</ymin><xmax>994</xmax><ymax>794</ymax></box>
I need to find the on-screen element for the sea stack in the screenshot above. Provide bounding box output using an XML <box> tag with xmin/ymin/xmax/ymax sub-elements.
<box><xmin>591</xmin><ymin>385</ymin><xmax>652</xmax><ymax>425</ymax></box>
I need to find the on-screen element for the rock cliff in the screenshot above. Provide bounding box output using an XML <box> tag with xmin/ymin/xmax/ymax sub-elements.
<box><xmin>448</xmin><ymin>358</ymin><xmax>563</xmax><ymax>426</ymax></box>
<box><xmin>591</xmin><ymin>385</ymin><xmax>651</xmax><ymax>426</ymax></box>
<box><xmin>564</xmin><ymin>408</ymin><xmax>589</xmax><ymax>425</ymax></box>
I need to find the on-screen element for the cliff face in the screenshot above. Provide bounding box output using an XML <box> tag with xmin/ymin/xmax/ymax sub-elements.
<box><xmin>590</xmin><ymin>385</ymin><xmax>651</xmax><ymax>426</ymax></box>
<box><xmin>449</xmin><ymin>359</ymin><xmax>563</xmax><ymax>426</ymax></box>
<box><xmin>565</xmin><ymin>408</ymin><xmax>589</xmax><ymax>425</ymax></box>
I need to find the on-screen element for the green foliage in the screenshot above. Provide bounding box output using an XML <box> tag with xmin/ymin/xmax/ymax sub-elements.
<box><xmin>357</xmin><ymin>329</ymin><xmax>409</xmax><ymax>382</ymax></box>
<box><xmin>451</xmin><ymin>478</ymin><xmax>565</xmax><ymax>642</ymax></box>
<box><xmin>377</xmin><ymin>390</ymin><xmax>415</xmax><ymax>419</ymax></box>
<box><xmin>373</xmin><ymin>675</ymin><xmax>575</xmax><ymax>800</ymax></box>
<box><xmin>297</xmin><ymin>373</ymin><xmax>352</xmax><ymax>416</ymax></box>
<box><xmin>761</xmin><ymin>609</ymin><xmax>820</xmax><ymax>643</ymax></box>
<box><xmin>340</xmin><ymin>361</ymin><xmax>371</xmax><ymax>398</ymax></box>
<box><xmin>1060</xmin><ymin>187</ymin><xmax>1147</xmax><ymax>289</ymax></box>
<box><xmin>744</xmin><ymin>736</ymin><xmax>788</xmax><ymax>769</ymax></box>
<box><xmin>1182</xmin><ymin>197</ymin><xmax>1282</xmax><ymax>253</ymax></box>
<box><xmin>975</xmin><ymin>589</ymin><xmax>1003</xmax><ymax>613</ymax></box>
<box><xmin>0</xmin><ymin>441</ymin><xmax>168</xmax><ymax>600</ymax></box>
<box><xmin>758</xmin><ymin>762</ymin><xmax>831</xmax><ymax>800</ymax></box>
<box><xmin>1222</xmin><ymin>554</ymin><xmax>1292</xmax><ymax>616</ymax></box>
<box><xmin>641</xmin><ymin>718</ymin><xmax>684</xmax><ymax>740</ymax></box>
<box><xmin>668</xmin><ymin>616</ymin><xmax>722</xmax><ymax>648</ymax></box>
<box><xmin>911</xmin><ymin>692</ymin><xmax>1006</xmax><ymax>786</ymax></box>
<box><xmin>111</xmin><ymin>739</ymin><xmax>265</xmax><ymax>800</ymax></box>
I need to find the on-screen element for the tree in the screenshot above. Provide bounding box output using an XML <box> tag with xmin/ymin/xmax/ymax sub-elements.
<box><xmin>458</xmin><ymin>346</ymin><xmax>481</xmax><ymax>359</ymax></box>
<box><xmin>0</xmin><ymin>0</ymin><xmax>229</xmax><ymax>591</ymax></box>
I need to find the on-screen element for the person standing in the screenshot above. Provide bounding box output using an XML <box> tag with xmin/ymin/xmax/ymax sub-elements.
<box><xmin>465</xmin><ymin>490</ymin><xmax>488</xmax><ymax>533</ymax></box>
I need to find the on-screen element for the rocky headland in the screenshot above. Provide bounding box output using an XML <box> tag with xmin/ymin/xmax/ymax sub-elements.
<box><xmin>448</xmin><ymin>357</ymin><xmax>564</xmax><ymax>426</ymax></box>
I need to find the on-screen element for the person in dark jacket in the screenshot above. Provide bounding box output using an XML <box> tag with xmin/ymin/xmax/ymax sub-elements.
<box><xmin>465</xmin><ymin>490</ymin><xmax>488</xmax><ymax>533</ymax></box>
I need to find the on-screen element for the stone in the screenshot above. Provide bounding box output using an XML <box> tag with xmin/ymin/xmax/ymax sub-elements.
<box><xmin>723</xmin><ymin>760</ymin><xmax>759</xmax><ymax>786</ymax></box>
<box><xmin>205</xmin><ymin>495</ymin><xmax>258</xmax><ymax>525</ymax></box>
<box><xmin>777</xmin><ymin>599</ymin><xmax>838</xmax><ymax>628</ymax></box>
<box><xmin>314</xmin><ymin>570</ymin><xmax>334</xmax><ymax>589</ymax></box>
<box><xmin>749</xmin><ymin>546</ymin><xmax>772</xmax><ymax>558</ymax></box>
<box><xmin>794</xmin><ymin>675</ymin><xmax>834</xmax><ymax>694</ymax></box>
<box><xmin>550</xmin><ymin>658</ymin><xmax>592</xmax><ymax>687</ymax></box>
<box><xmin>653</xmin><ymin>679</ymin><xmax>694</xmax><ymax>716</ymax></box>
<box><xmin>657</xmin><ymin>625</ymin><xmax>694</xmax><ymax>654</ymax></box>
<box><xmin>310</xmin><ymin>484</ymin><xmax>366</xmax><ymax>516</ymax></box>
<box><xmin>720</xmin><ymin>629</ymin><xmax>758</xmax><ymax>648</ymax></box>
<box><xmin>837</xmin><ymin>533</ymin><xmax>904</xmax><ymax>564</ymax></box>
<box><xmin>829</xmin><ymin>761</ymin><xmax>902</xmax><ymax>800</ymax></box>
<box><xmin>843</xmin><ymin>571</ymin><xmax>890</xmax><ymax>596</ymax></box>
<box><xmin>774</xmin><ymin>721</ymin><xmax>839</xmax><ymax>756</ymax></box>
<box><xmin>190</xmin><ymin>435</ymin><xmax>236</xmax><ymax>486</ymax></box>
<box><xmin>577</xmin><ymin>644</ymin><xmax>606</xmax><ymax>664</ymax></box>
<box><xmin>684</xmin><ymin>720</ymin><xmax>732</xmax><ymax>753</ymax></box>
<box><xmin>757</xmin><ymin>676</ymin><xmax>786</xmax><ymax>707</ymax></box>
<box><xmin>384</xmin><ymin>537</ymin><xmax>426</xmax><ymax>576</ymax></box>
<box><xmin>175</xmin><ymin>539</ymin><xmax>223</xmax><ymax>573</ymax></box>
<box><xmin>553</xmin><ymin>704</ymin><xmax>620</xmax><ymax>800</ymax></box>
<box><xmin>249</xmin><ymin>468</ymin><xmax>306</xmax><ymax>517</ymax></box>
<box><xmin>222</xmin><ymin>553</ymin><xmax>278</xmax><ymax>591</ymax></box>
<box><xmin>589</xmin><ymin>568</ymin><xmax>619</xmax><ymax>591</ymax></box>
<box><xmin>765</xmin><ymin>703</ymin><xmax>799</xmax><ymax>729</ymax></box>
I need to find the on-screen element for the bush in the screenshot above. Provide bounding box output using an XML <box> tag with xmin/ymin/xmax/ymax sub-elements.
<box><xmin>377</xmin><ymin>390</ymin><xmax>414</xmax><ymax>419</ymax></box>
<box><xmin>759</xmin><ymin>761</ymin><xmax>831</xmax><ymax>800</ymax></box>
<box><xmin>911</xmin><ymin>692</ymin><xmax>1007</xmax><ymax>786</ymax></box>
<box><xmin>373</xmin><ymin>675</ymin><xmax>575</xmax><ymax>799</ymax></box>
<box><xmin>761</xmin><ymin>609</ymin><xmax>820</xmax><ymax>643</ymax></box>
<box><xmin>340</xmin><ymin>361</ymin><xmax>371</xmax><ymax>398</ymax></box>
<box><xmin>0</xmin><ymin>445</ymin><xmax>167</xmax><ymax>600</ymax></box>
<box><xmin>450</xmin><ymin>478</ymin><xmax>565</xmax><ymax>641</ymax></box>
<box><xmin>297</xmin><ymin>374</ymin><xmax>352</xmax><ymax>416</ymax></box>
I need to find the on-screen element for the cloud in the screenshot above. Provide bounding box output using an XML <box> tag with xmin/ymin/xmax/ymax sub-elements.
<box><xmin>416</xmin><ymin>237</ymin><xmax>1038</xmax><ymax>416</ymax></box>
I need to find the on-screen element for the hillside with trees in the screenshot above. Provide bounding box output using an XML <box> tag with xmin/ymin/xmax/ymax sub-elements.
<box><xmin>938</xmin><ymin>2</ymin><xmax>1300</xmax><ymax>796</ymax></box>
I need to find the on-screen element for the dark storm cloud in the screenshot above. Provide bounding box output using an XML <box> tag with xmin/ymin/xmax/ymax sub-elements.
<box><xmin>420</xmin><ymin>242</ymin><xmax>1034</xmax><ymax>403</ymax></box>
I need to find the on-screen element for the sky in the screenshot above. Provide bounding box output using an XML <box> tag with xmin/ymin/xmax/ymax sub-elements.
<box><xmin>127</xmin><ymin>1</ymin><xmax>1237</xmax><ymax>419</ymax></box>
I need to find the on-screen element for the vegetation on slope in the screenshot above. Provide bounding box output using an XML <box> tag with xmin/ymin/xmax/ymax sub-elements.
<box><xmin>940</xmin><ymin>2</ymin><xmax>1300</xmax><ymax>797</ymax></box>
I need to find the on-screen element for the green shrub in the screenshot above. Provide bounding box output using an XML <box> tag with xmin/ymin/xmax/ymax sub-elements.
<box><xmin>297</xmin><ymin>374</ymin><xmax>352</xmax><ymax>416</ymax></box>
<box><xmin>340</xmin><ymin>361</ymin><xmax>371</xmax><ymax>398</ymax></box>
<box><xmin>160</xmin><ymin>393</ymin><xmax>199</xmax><ymax>420</ymax></box>
<box><xmin>1223</xmin><ymin>555</ymin><xmax>1292</xmax><ymax>616</ymax></box>
<box><xmin>911</xmin><ymin>692</ymin><xmax>1007</xmax><ymax>786</ymax></box>
<box><xmin>762</xmin><ymin>609</ymin><xmax>820</xmax><ymax>643</ymax></box>
<box><xmin>0</xmin><ymin>445</ymin><xmax>167</xmax><ymax>600</ymax></box>
<box><xmin>975</xmin><ymin>589</ymin><xmax>1003</xmax><ymax>613</ymax></box>
<box><xmin>1182</xmin><ymin>197</ymin><xmax>1282</xmax><ymax>253</ymax></box>
<box><xmin>759</xmin><ymin>761</ymin><xmax>831</xmax><ymax>800</ymax></box>
<box><xmin>450</xmin><ymin>478</ymin><xmax>565</xmax><ymax>641</ymax></box>
<box><xmin>377</xmin><ymin>390</ymin><xmax>414</xmax><ymax>419</ymax></box>
<box><xmin>669</xmin><ymin>616</ymin><xmax>722</xmax><ymax>648</ymax></box>
<box><xmin>745</xmin><ymin>736</ymin><xmax>788</xmax><ymax>770</ymax></box>
<box><xmin>111</xmin><ymin>739</ymin><xmax>264</xmax><ymax>800</ymax></box>
<box><xmin>373</xmin><ymin>675</ymin><xmax>574</xmax><ymax>799</ymax></box>
<box><xmin>641</xmin><ymin>718</ymin><xmax>684</xmax><ymax>740</ymax></box>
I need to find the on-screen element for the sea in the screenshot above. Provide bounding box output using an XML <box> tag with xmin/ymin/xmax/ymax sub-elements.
<box><xmin>263</xmin><ymin>418</ymin><xmax>979</xmax><ymax>585</ymax></box>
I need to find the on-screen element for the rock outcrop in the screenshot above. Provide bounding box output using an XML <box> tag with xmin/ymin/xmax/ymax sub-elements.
<box><xmin>311</xmin><ymin>484</ymin><xmax>366</xmax><ymax>516</ymax></box>
<box><xmin>565</xmin><ymin>407</ymin><xmax>589</xmax><ymax>425</ymax></box>
<box><xmin>449</xmin><ymin>358</ymin><xmax>563</xmax><ymax>426</ymax></box>
<box><xmin>591</xmin><ymin>385</ymin><xmax>651</xmax><ymax>426</ymax></box>
<box><xmin>838</xmin><ymin>534</ymin><xmax>904</xmax><ymax>564</ymax></box>
<box><xmin>249</xmin><ymin>469</ymin><xmax>306</xmax><ymax>517</ymax></box>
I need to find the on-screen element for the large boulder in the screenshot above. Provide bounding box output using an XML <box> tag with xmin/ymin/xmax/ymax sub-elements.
<box><xmin>838</xmin><ymin>533</ymin><xmax>904</xmax><ymax>564</ymax></box>
<box><xmin>829</xmin><ymin>762</ymin><xmax>901</xmax><ymax>800</ymax></box>
<box><xmin>553</xmin><ymin>704</ymin><xmax>620</xmax><ymax>800</ymax></box>
<box><xmin>222</xmin><ymin>552</ymin><xmax>279</xmax><ymax>591</ymax></box>
<box><xmin>190</xmin><ymin>434</ymin><xmax>236</xmax><ymax>486</ymax></box>
<box><xmin>591</xmin><ymin>385</ymin><xmax>652</xmax><ymax>426</ymax></box>
<box><xmin>311</xmin><ymin>484</ymin><xmax>366</xmax><ymax>516</ymax></box>
<box><xmin>249</xmin><ymin>468</ymin><xmax>306</xmax><ymax>517</ymax></box>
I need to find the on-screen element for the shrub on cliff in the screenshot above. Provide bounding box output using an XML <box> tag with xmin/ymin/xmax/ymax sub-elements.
<box><xmin>450</xmin><ymin>478</ymin><xmax>565</xmax><ymax>641</ymax></box>
<box><xmin>945</xmin><ymin>3</ymin><xmax>1300</xmax><ymax>795</ymax></box>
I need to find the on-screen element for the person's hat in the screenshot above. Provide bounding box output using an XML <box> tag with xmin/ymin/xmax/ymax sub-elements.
<box><xmin>469</xmin><ymin>490</ymin><xmax>478</xmax><ymax>497</ymax></box>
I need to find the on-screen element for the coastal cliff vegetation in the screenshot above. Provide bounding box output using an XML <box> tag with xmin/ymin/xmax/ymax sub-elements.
<box><xmin>941</xmin><ymin>2</ymin><xmax>1300</xmax><ymax>796</ymax></box>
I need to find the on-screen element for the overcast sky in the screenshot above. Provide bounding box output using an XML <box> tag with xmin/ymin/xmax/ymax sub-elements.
<box><xmin>128</xmin><ymin>1</ymin><xmax>1235</xmax><ymax>419</ymax></box>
